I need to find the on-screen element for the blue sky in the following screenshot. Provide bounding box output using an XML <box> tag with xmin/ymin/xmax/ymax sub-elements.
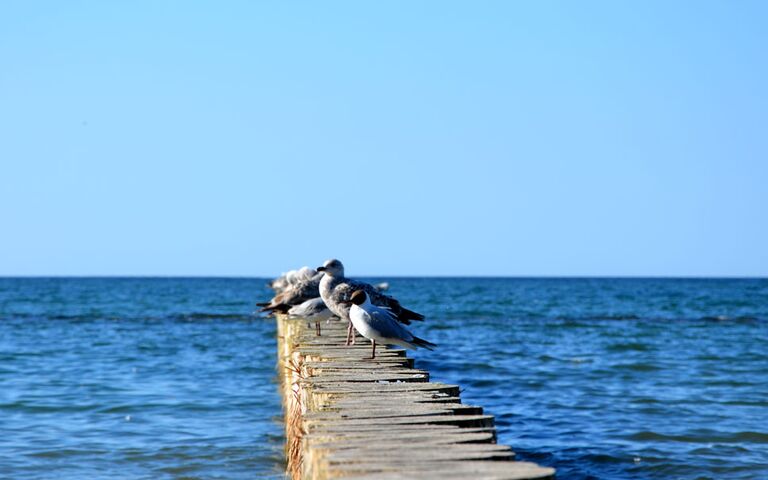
<box><xmin>1</xmin><ymin>1</ymin><xmax>766</xmax><ymax>276</ymax></box>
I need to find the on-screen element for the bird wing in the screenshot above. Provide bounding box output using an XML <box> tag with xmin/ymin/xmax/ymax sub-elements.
<box><xmin>354</xmin><ymin>282</ymin><xmax>405</xmax><ymax>313</ymax></box>
<box><xmin>332</xmin><ymin>278</ymin><xmax>425</xmax><ymax>324</ymax></box>
<box><xmin>278</xmin><ymin>275</ymin><xmax>321</xmax><ymax>306</ymax></box>
<box><xmin>288</xmin><ymin>297</ymin><xmax>325</xmax><ymax>316</ymax></box>
<box><xmin>297</xmin><ymin>278</ymin><xmax>319</xmax><ymax>296</ymax></box>
<box><xmin>366</xmin><ymin>306</ymin><xmax>415</xmax><ymax>343</ymax></box>
<box><xmin>342</xmin><ymin>279</ymin><xmax>396</xmax><ymax>305</ymax></box>
<box><xmin>331</xmin><ymin>281</ymin><xmax>358</xmax><ymax>302</ymax></box>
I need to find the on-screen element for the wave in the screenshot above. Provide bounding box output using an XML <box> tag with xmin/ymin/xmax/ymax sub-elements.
<box><xmin>605</xmin><ymin>342</ymin><xmax>650</xmax><ymax>352</ymax></box>
<box><xmin>584</xmin><ymin>314</ymin><xmax>640</xmax><ymax>320</ymax></box>
<box><xmin>700</xmin><ymin>315</ymin><xmax>759</xmax><ymax>322</ymax></box>
<box><xmin>627</xmin><ymin>430</ymin><xmax>768</xmax><ymax>444</ymax></box>
<box><xmin>613</xmin><ymin>363</ymin><xmax>662</xmax><ymax>372</ymax></box>
<box><xmin>2</xmin><ymin>312</ymin><xmax>256</xmax><ymax>322</ymax></box>
<box><xmin>169</xmin><ymin>312</ymin><xmax>253</xmax><ymax>321</ymax></box>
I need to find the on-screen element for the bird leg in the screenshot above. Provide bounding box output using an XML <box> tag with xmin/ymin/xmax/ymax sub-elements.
<box><xmin>315</xmin><ymin>321</ymin><xmax>321</xmax><ymax>336</ymax></box>
<box><xmin>371</xmin><ymin>339</ymin><xmax>376</xmax><ymax>359</ymax></box>
<box><xmin>345</xmin><ymin>322</ymin><xmax>353</xmax><ymax>346</ymax></box>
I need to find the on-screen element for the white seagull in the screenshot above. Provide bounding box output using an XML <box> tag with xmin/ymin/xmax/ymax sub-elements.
<box><xmin>344</xmin><ymin>290</ymin><xmax>436</xmax><ymax>359</ymax></box>
<box><xmin>317</xmin><ymin>259</ymin><xmax>424</xmax><ymax>345</ymax></box>
<box><xmin>287</xmin><ymin>297</ymin><xmax>337</xmax><ymax>336</ymax></box>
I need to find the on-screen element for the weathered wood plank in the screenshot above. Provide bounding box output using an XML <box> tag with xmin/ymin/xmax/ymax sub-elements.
<box><xmin>334</xmin><ymin>460</ymin><xmax>555</xmax><ymax>480</ymax></box>
<box><xmin>304</xmin><ymin>431</ymin><xmax>496</xmax><ymax>445</ymax></box>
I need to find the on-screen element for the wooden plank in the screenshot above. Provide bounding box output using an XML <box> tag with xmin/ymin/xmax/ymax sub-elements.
<box><xmin>304</xmin><ymin>431</ymin><xmax>497</xmax><ymax>445</ymax></box>
<box><xmin>333</xmin><ymin>460</ymin><xmax>555</xmax><ymax>480</ymax></box>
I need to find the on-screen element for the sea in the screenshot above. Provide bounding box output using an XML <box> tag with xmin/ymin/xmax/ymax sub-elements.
<box><xmin>0</xmin><ymin>277</ymin><xmax>766</xmax><ymax>479</ymax></box>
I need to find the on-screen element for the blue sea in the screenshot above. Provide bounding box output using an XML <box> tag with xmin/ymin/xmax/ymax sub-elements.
<box><xmin>1</xmin><ymin>277</ymin><xmax>766</xmax><ymax>479</ymax></box>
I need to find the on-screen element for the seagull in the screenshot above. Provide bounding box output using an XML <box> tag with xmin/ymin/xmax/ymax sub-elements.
<box><xmin>268</xmin><ymin>266</ymin><xmax>317</xmax><ymax>293</ymax></box>
<box><xmin>317</xmin><ymin>258</ymin><xmax>424</xmax><ymax>345</ymax></box>
<box><xmin>287</xmin><ymin>297</ymin><xmax>337</xmax><ymax>336</ymax></box>
<box><xmin>258</xmin><ymin>269</ymin><xmax>324</xmax><ymax>314</ymax></box>
<box><xmin>344</xmin><ymin>290</ymin><xmax>436</xmax><ymax>359</ymax></box>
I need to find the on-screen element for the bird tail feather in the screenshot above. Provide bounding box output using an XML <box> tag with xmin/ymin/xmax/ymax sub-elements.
<box><xmin>260</xmin><ymin>303</ymin><xmax>291</xmax><ymax>314</ymax></box>
<box><xmin>398</xmin><ymin>308</ymin><xmax>425</xmax><ymax>323</ymax></box>
<box><xmin>411</xmin><ymin>336</ymin><xmax>436</xmax><ymax>350</ymax></box>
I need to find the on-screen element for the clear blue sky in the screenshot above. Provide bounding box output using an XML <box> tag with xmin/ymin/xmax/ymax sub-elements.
<box><xmin>1</xmin><ymin>1</ymin><xmax>766</xmax><ymax>277</ymax></box>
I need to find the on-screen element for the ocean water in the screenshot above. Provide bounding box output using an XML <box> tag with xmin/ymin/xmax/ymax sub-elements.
<box><xmin>0</xmin><ymin>278</ymin><xmax>285</xmax><ymax>480</ymax></box>
<box><xmin>1</xmin><ymin>278</ymin><xmax>767</xmax><ymax>479</ymax></box>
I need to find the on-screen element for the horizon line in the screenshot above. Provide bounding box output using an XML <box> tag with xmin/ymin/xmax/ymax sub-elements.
<box><xmin>0</xmin><ymin>274</ymin><xmax>766</xmax><ymax>280</ymax></box>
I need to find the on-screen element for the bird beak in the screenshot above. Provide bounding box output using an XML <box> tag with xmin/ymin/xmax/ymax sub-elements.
<box><xmin>316</xmin><ymin>266</ymin><xmax>326</xmax><ymax>272</ymax></box>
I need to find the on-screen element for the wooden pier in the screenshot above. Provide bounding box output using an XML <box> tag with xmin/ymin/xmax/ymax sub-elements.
<box><xmin>276</xmin><ymin>315</ymin><xmax>556</xmax><ymax>480</ymax></box>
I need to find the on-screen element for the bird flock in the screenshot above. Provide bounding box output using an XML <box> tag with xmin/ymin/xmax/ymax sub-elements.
<box><xmin>258</xmin><ymin>259</ymin><xmax>435</xmax><ymax>359</ymax></box>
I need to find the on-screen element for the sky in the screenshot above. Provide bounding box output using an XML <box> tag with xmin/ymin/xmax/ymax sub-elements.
<box><xmin>1</xmin><ymin>1</ymin><xmax>766</xmax><ymax>277</ymax></box>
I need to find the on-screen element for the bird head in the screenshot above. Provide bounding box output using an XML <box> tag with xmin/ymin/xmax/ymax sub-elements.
<box><xmin>350</xmin><ymin>290</ymin><xmax>367</xmax><ymax>306</ymax></box>
<box><xmin>316</xmin><ymin>258</ymin><xmax>344</xmax><ymax>277</ymax></box>
<box><xmin>339</xmin><ymin>290</ymin><xmax>367</xmax><ymax>307</ymax></box>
